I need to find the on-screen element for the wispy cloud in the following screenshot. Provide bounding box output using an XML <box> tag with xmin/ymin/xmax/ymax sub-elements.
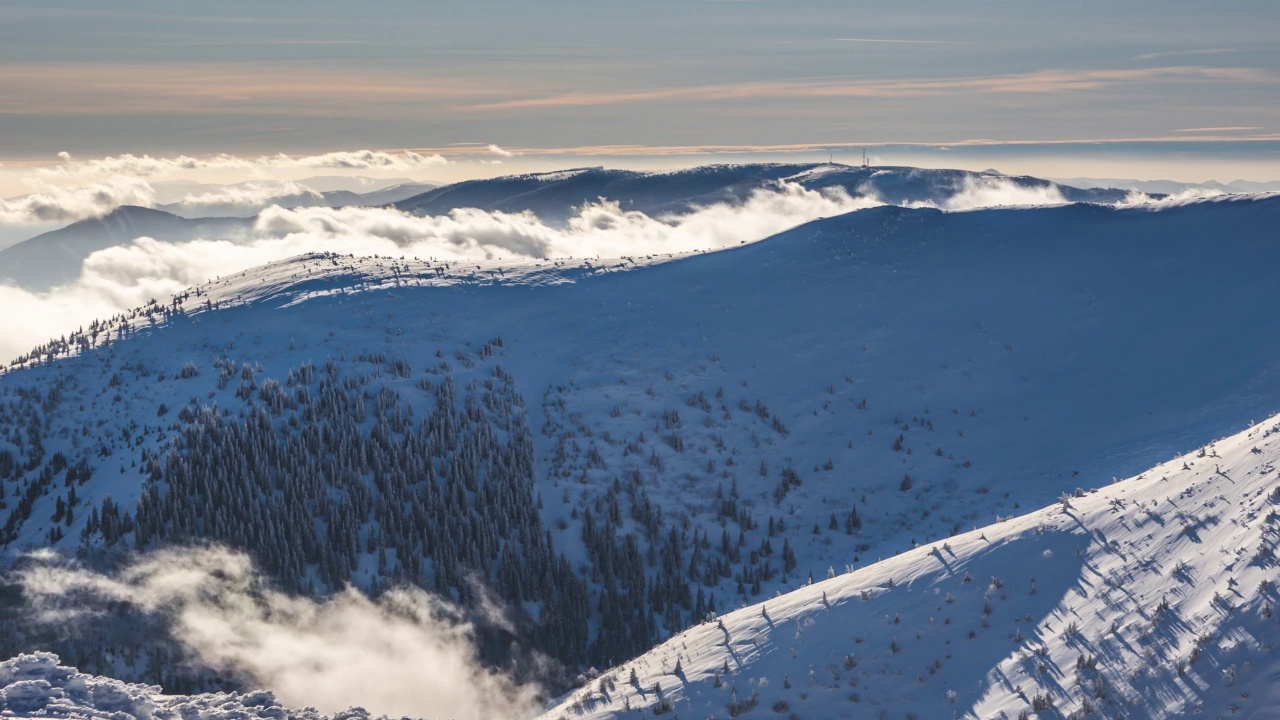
<box><xmin>487</xmin><ymin>144</ymin><xmax>516</xmax><ymax>157</ymax></box>
<box><xmin>402</xmin><ymin>132</ymin><xmax>1280</xmax><ymax>160</ymax></box>
<box><xmin>145</xmin><ymin>40</ymin><xmax>366</xmax><ymax>47</ymax></box>
<box><xmin>0</xmin><ymin>63</ymin><xmax>506</xmax><ymax>116</ymax></box>
<box><xmin>1135</xmin><ymin>47</ymin><xmax>1237</xmax><ymax>61</ymax></box>
<box><xmin>834</xmin><ymin>37</ymin><xmax>972</xmax><ymax>46</ymax></box>
<box><xmin>0</xmin><ymin>150</ymin><xmax>450</xmax><ymax>218</ymax></box>
<box><xmin>0</xmin><ymin>176</ymin><xmax>155</xmax><ymax>223</ymax></box>
<box><xmin>470</xmin><ymin>66</ymin><xmax>1274</xmax><ymax>111</ymax></box>
<box><xmin>1173</xmin><ymin>126</ymin><xmax>1264</xmax><ymax>133</ymax></box>
<box><xmin>37</xmin><ymin>150</ymin><xmax>449</xmax><ymax>180</ymax></box>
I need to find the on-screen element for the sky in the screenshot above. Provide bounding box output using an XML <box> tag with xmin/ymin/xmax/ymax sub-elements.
<box><xmin>0</xmin><ymin>0</ymin><xmax>1278</xmax><ymax>184</ymax></box>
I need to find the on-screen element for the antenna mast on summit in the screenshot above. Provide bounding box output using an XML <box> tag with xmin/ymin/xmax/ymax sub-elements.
<box><xmin>862</xmin><ymin>149</ymin><xmax>868</xmax><ymax>168</ymax></box>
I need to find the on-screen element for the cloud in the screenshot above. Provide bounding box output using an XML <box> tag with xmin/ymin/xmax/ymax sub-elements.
<box><xmin>41</xmin><ymin>150</ymin><xmax>449</xmax><ymax>181</ymax></box>
<box><xmin>834</xmin><ymin>37</ymin><xmax>972</xmax><ymax>46</ymax></box>
<box><xmin>0</xmin><ymin>63</ymin><xmax>502</xmax><ymax>116</ymax></box>
<box><xmin>15</xmin><ymin>547</ymin><xmax>539</xmax><ymax>720</ymax></box>
<box><xmin>0</xmin><ymin>176</ymin><xmax>156</xmax><ymax>223</ymax></box>
<box><xmin>175</xmin><ymin>180</ymin><xmax>322</xmax><ymax>209</ymax></box>
<box><xmin>922</xmin><ymin>176</ymin><xmax>1069</xmax><ymax>211</ymax></box>
<box><xmin>488</xmin><ymin>144</ymin><xmax>516</xmax><ymax>157</ymax></box>
<box><xmin>0</xmin><ymin>150</ymin><xmax>451</xmax><ymax>217</ymax></box>
<box><xmin>1173</xmin><ymin>126</ymin><xmax>1262</xmax><ymax>133</ymax></box>
<box><xmin>1134</xmin><ymin>47</ymin><xmax>1237</xmax><ymax>61</ymax></box>
<box><xmin>1115</xmin><ymin>187</ymin><xmax>1234</xmax><ymax>208</ymax></box>
<box><xmin>290</xmin><ymin>150</ymin><xmax>450</xmax><ymax>170</ymax></box>
<box><xmin>0</xmin><ymin>182</ymin><xmax>874</xmax><ymax>363</ymax></box>
<box><xmin>470</xmin><ymin>66</ymin><xmax>1273</xmax><ymax>110</ymax></box>
<box><xmin>252</xmin><ymin>181</ymin><xmax>876</xmax><ymax>260</ymax></box>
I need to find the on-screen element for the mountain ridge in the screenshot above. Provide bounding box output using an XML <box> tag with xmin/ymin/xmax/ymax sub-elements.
<box><xmin>2</xmin><ymin>194</ymin><xmax>1278</xmax><ymax>708</ymax></box>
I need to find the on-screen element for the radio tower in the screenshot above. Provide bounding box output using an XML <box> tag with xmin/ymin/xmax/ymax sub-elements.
<box><xmin>862</xmin><ymin>149</ymin><xmax>869</xmax><ymax>168</ymax></box>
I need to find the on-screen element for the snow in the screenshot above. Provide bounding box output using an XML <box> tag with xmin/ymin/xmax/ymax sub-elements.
<box><xmin>2</xmin><ymin>190</ymin><xmax>1280</xmax><ymax>719</ymax></box>
<box><xmin>5</xmin><ymin>196</ymin><xmax>1280</xmax><ymax>591</ymax></box>
<box><xmin>537</xmin><ymin>414</ymin><xmax>1280</xmax><ymax>719</ymax></box>
<box><xmin>0</xmin><ymin>652</ymin><xmax>355</xmax><ymax>720</ymax></box>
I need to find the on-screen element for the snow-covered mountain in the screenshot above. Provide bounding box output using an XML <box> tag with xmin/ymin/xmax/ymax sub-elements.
<box><xmin>538</xmin><ymin>410</ymin><xmax>1280</xmax><ymax>720</ymax></box>
<box><xmin>0</xmin><ymin>164</ymin><xmax>1122</xmax><ymax>294</ymax></box>
<box><xmin>393</xmin><ymin>164</ymin><xmax>1130</xmax><ymax>222</ymax></box>
<box><xmin>2</xmin><ymin>194</ymin><xmax>1278</xmax><ymax>698</ymax></box>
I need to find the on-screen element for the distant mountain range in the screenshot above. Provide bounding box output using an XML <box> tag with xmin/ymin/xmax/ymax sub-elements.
<box><xmin>394</xmin><ymin>163</ymin><xmax>1131</xmax><ymax>221</ymax></box>
<box><xmin>0</xmin><ymin>164</ymin><xmax>1134</xmax><ymax>292</ymax></box>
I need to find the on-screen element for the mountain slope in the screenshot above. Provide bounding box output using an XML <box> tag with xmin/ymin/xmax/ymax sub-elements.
<box><xmin>393</xmin><ymin>164</ymin><xmax>1130</xmax><ymax>221</ymax></box>
<box><xmin>2</xmin><ymin>196</ymin><xmax>1278</xmax><ymax>686</ymax></box>
<box><xmin>538</xmin><ymin>410</ymin><xmax>1280</xmax><ymax>720</ymax></box>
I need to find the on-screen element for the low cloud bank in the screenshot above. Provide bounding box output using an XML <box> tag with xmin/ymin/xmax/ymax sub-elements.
<box><xmin>174</xmin><ymin>180</ymin><xmax>324</xmax><ymax>209</ymax></box>
<box><xmin>16</xmin><ymin>547</ymin><xmax>539</xmax><ymax>720</ymax></box>
<box><xmin>0</xmin><ymin>150</ymin><xmax>449</xmax><ymax>223</ymax></box>
<box><xmin>938</xmin><ymin>176</ymin><xmax>1069</xmax><ymax>210</ymax></box>
<box><xmin>0</xmin><ymin>176</ymin><xmax>156</xmax><ymax>223</ymax></box>
<box><xmin>39</xmin><ymin>150</ymin><xmax>448</xmax><ymax>181</ymax></box>
<box><xmin>255</xmin><ymin>181</ymin><xmax>875</xmax><ymax>259</ymax></box>
<box><xmin>1116</xmin><ymin>187</ymin><xmax>1232</xmax><ymax>208</ymax></box>
<box><xmin>885</xmin><ymin>176</ymin><xmax>1070</xmax><ymax>211</ymax></box>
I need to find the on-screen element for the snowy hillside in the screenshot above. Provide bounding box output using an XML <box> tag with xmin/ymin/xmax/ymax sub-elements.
<box><xmin>2</xmin><ymin>194</ymin><xmax>1279</xmax><ymax>690</ymax></box>
<box><xmin>538</xmin><ymin>412</ymin><xmax>1280</xmax><ymax>720</ymax></box>
<box><xmin>393</xmin><ymin>163</ymin><xmax>1129</xmax><ymax>221</ymax></box>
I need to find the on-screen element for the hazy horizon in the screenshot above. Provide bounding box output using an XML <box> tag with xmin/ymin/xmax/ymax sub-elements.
<box><xmin>1</xmin><ymin>0</ymin><xmax>1277</xmax><ymax>187</ymax></box>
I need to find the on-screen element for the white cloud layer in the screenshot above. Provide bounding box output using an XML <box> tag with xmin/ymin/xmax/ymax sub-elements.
<box><xmin>937</xmin><ymin>176</ymin><xmax>1068</xmax><ymax>210</ymax></box>
<box><xmin>0</xmin><ymin>150</ymin><xmax>452</xmax><ymax>224</ymax></box>
<box><xmin>16</xmin><ymin>547</ymin><xmax>540</xmax><ymax>720</ymax></box>
<box><xmin>39</xmin><ymin>150</ymin><xmax>449</xmax><ymax>181</ymax></box>
<box><xmin>175</xmin><ymin>180</ymin><xmax>323</xmax><ymax>209</ymax></box>
<box><xmin>1116</xmin><ymin>186</ymin><xmax>1228</xmax><ymax>207</ymax></box>
<box><xmin>0</xmin><ymin>176</ymin><xmax>156</xmax><ymax>223</ymax></box>
<box><xmin>254</xmin><ymin>181</ymin><xmax>874</xmax><ymax>259</ymax></box>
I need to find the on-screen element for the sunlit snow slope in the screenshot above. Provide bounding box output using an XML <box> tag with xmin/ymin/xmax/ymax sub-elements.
<box><xmin>539</xmin><ymin>413</ymin><xmax>1280</xmax><ymax>720</ymax></box>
